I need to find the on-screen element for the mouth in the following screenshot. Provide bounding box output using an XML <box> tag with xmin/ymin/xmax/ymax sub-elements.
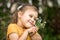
<box><xmin>28</xmin><ymin>20</ymin><xmax>35</xmax><ymax>26</ymax></box>
<box><xmin>29</xmin><ymin>22</ymin><xmax>35</xmax><ymax>26</ymax></box>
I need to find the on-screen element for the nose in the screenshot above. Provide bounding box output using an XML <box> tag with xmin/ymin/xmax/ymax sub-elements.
<box><xmin>31</xmin><ymin>18</ymin><xmax>35</xmax><ymax>24</ymax></box>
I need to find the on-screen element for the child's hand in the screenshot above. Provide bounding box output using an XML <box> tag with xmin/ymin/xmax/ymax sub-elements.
<box><xmin>26</xmin><ymin>26</ymin><xmax>38</xmax><ymax>36</ymax></box>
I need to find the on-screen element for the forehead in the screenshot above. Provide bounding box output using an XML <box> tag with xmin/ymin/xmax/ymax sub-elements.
<box><xmin>24</xmin><ymin>9</ymin><xmax>38</xmax><ymax>17</ymax></box>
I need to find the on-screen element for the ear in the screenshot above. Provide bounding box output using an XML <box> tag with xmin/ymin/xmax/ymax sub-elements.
<box><xmin>18</xmin><ymin>11</ymin><xmax>23</xmax><ymax>18</ymax></box>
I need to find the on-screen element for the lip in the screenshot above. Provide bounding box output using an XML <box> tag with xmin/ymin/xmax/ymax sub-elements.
<box><xmin>28</xmin><ymin>20</ymin><xmax>35</xmax><ymax>26</ymax></box>
<box><xmin>29</xmin><ymin>22</ymin><xmax>34</xmax><ymax>26</ymax></box>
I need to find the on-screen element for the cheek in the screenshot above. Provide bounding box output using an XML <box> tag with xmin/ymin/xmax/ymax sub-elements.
<box><xmin>22</xmin><ymin>16</ymin><xmax>29</xmax><ymax>23</ymax></box>
<box><xmin>33</xmin><ymin>22</ymin><xmax>35</xmax><ymax>25</ymax></box>
<box><xmin>34</xmin><ymin>21</ymin><xmax>36</xmax><ymax>24</ymax></box>
<box><xmin>24</xmin><ymin>15</ymin><xmax>30</xmax><ymax>20</ymax></box>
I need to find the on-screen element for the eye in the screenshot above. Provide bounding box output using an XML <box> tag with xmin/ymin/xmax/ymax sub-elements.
<box><xmin>34</xmin><ymin>18</ymin><xmax>36</xmax><ymax>21</ymax></box>
<box><xmin>34</xmin><ymin>18</ymin><xmax>38</xmax><ymax>21</ymax></box>
<box><xmin>29</xmin><ymin>15</ymin><xmax>33</xmax><ymax>18</ymax></box>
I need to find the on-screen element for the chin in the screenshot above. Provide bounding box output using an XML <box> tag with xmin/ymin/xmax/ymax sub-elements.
<box><xmin>27</xmin><ymin>25</ymin><xmax>33</xmax><ymax>28</ymax></box>
<box><xmin>25</xmin><ymin>23</ymin><xmax>33</xmax><ymax>28</ymax></box>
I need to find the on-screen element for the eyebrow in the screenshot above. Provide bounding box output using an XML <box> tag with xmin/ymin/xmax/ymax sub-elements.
<box><xmin>30</xmin><ymin>14</ymin><xmax>38</xmax><ymax>18</ymax></box>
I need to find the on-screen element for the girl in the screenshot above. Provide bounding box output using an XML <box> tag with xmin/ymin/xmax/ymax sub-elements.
<box><xmin>7</xmin><ymin>3</ymin><xmax>42</xmax><ymax>40</ymax></box>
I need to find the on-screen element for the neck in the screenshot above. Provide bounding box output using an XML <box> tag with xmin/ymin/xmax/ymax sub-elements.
<box><xmin>17</xmin><ymin>19</ymin><xmax>26</xmax><ymax>29</ymax></box>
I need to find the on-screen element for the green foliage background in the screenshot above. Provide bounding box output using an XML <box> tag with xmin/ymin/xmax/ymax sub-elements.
<box><xmin>0</xmin><ymin>0</ymin><xmax>60</xmax><ymax>40</ymax></box>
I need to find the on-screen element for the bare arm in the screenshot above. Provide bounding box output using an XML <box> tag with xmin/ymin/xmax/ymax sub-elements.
<box><xmin>31</xmin><ymin>32</ymin><xmax>42</xmax><ymax>40</ymax></box>
<box><xmin>9</xmin><ymin>26</ymin><xmax>38</xmax><ymax>40</ymax></box>
<box><xmin>19</xmin><ymin>30</ymin><xmax>29</xmax><ymax>40</ymax></box>
<box><xmin>9</xmin><ymin>30</ymin><xmax>29</xmax><ymax>40</ymax></box>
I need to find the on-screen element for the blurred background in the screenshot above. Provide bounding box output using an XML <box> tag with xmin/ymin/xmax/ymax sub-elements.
<box><xmin>0</xmin><ymin>0</ymin><xmax>60</xmax><ymax>40</ymax></box>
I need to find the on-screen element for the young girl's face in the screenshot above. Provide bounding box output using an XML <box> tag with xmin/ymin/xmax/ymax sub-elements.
<box><xmin>19</xmin><ymin>9</ymin><xmax>38</xmax><ymax>28</ymax></box>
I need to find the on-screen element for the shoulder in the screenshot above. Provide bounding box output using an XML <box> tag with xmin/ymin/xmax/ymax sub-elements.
<box><xmin>7</xmin><ymin>24</ymin><xmax>19</xmax><ymax>40</ymax></box>
<box><xmin>8</xmin><ymin>23</ymin><xmax>17</xmax><ymax>27</ymax></box>
<box><xmin>7</xmin><ymin>23</ymin><xmax>17</xmax><ymax>29</ymax></box>
<box><xmin>7</xmin><ymin>23</ymin><xmax>18</xmax><ymax>35</ymax></box>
